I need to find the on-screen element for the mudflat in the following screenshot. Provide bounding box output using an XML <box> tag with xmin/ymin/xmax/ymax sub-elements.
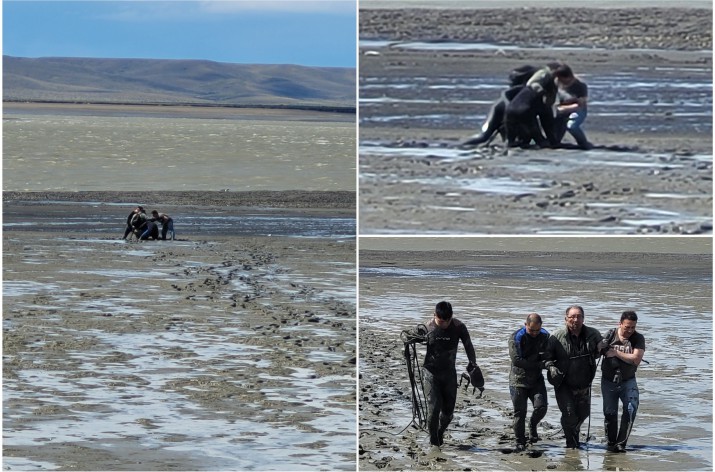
<box><xmin>359</xmin><ymin>7</ymin><xmax>713</xmax><ymax>235</ymax></box>
<box><xmin>3</xmin><ymin>192</ymin><xmax>357</xmax><ymax>470</ymax></box>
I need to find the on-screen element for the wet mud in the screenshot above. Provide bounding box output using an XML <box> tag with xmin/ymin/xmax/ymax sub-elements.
<box><xmin>358</xmin><ymin>242</ymin><xmax>712</xmax><ymax>471</ymax></box>
<box><xmin>359</xmin><ymin>7</ymin><xmax>712</xmax><ymax>235</ymax></box>
<box><xmin>3</xmin><ymin>195</ymin><xmax>357</xmax><ymax>471</ymax></box>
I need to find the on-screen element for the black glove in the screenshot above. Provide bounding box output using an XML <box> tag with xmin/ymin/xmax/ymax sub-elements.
<box><xmin>546</xmin><ymin>363</ymin><xmax>564</xmax><ymax>388</ymax></box>
<box><xmin>467</xmin><ymin>362</ymin><xmax>485</xmax><ymax>395</ymax></box>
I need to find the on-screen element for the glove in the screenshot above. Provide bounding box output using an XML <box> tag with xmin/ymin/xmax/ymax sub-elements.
<box><xmin>546</xmin><ymin>364</ymin><xmax>564</xmax><ymax>388</ymax></box>
<box><xmin>467</xmin><ymin>363</ymin><xmax>485</xmax><ymax>394</ymax></box>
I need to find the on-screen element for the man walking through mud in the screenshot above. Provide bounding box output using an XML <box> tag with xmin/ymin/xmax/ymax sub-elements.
<box><xmin>422</xmin><ymin>301</ymin><xmax>479</xmax><ymax>451</ymax></box>
<box><xmin>545</xmin><ymin>305</ymin><xmax>605</xmax><ymax>448</ymax></box>
<box><xmin>601</xmin><ymin>311</ymin><xmax>645</xmax><ymax>453</ymax></box>
<box><xmin>508</xmin><ymin>313</ymin><xmax>551</xmax><ymax>451</ymax></box>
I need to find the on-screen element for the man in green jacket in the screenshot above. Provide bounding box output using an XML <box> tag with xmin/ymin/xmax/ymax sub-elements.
<box><xmin>546</xmin><ymin>305</ymin><xmax>605</xmax><ymax>448</ymax></box>
<box><xmin>508</xmin><ymin>313</ymin><xmax>551</xmax><ymax>451</ymax></box>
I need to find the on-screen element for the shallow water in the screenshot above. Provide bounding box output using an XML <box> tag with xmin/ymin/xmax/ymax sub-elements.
<box><xmin>359</xmin><ymin>61</ymin><xmax>712</xmax><ymax>136</ymax></box>
<box><xmin>3</xmin><ymin>201</ymin><xmax>356</xmax><ymax>240</ymax></box>
<box><xmin>359</xmin><ymin>248</ymin><xmax>712</xmax><ymax>470</ymax></box>
<box><xmin>3</xmin><ymin>112</ymin><xmax>356</xmax><ymax>192</ymax></box>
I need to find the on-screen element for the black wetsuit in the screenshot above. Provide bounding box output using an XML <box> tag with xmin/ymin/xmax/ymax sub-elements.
<box><xmin>508</xmin><ymin>327</ymin><xmax>551</xmax><ymax>446</ymax></box>
<box><xmin>422</xmin><ymin>317</ymin><xmax>477</xmax><ymax>446</ymax></box>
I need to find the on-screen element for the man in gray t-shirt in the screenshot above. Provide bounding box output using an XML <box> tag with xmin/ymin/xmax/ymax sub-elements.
<box><xmin>554</xmin><ymin>64</ymin><xmax>593</xmax><ymax>150</ymax></box>
<box><xmin>601</xmin><ymin>310</ymin><xmax>646</xmax><ymax>453</ymax></box>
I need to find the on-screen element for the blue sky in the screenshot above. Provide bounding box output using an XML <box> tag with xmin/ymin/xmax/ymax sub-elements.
<box><xmin>3</xmin><ymin>1</ymin><xmax>356</xmax><ymax>67</ymax></box>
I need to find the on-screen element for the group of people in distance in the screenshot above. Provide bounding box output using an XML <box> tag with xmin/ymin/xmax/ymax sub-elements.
<box><xmin>122</xmin><ymin>206</ymin><xmax>175</xmax><ymax>241</ymax></box>
<box><xmin>419</xmin><ymin>302</ymin><xmax>644</xmax><ymax>454</ymax></box>
<box><xmin>462</xmin><ymin>62</ymin><xmax>592</xmax><ymax>151</ymax></box>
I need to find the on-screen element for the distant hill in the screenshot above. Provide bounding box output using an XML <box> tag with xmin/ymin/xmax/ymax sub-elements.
<box><xmin>3</xmin><ymin>56</ymin><xmax>356</xmax><ymax>110</ymax></box>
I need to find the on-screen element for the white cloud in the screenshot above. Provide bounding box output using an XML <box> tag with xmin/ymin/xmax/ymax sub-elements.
<box><xmin>199</xmin><ymin>0</ymin><xmax>355</xmax><ymax>14</ymax></box>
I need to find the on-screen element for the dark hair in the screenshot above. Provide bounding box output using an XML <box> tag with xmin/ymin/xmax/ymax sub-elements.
<box><xmin>555</xmin><ymin>64</ymin><xmax>574</xmax><ymax>79</ymax></box>
<box><xmin>546</xmin><ymin>61</ymin><xmax>563</xmax><ymax>71</ymax></box>
<box><xmin>435</xmin><ymin>301</ymin><xmax>453</xmax><ymax>320</ymax></box>
<box><xmin>526</xmin><ymin>313</ymin><xmax>542</xmax><ymax>325</ymax></box>
<box><xmin>621</xmin><ymin>310</ymin><xmax>638</xmax><ymax>323</ymax></box>
<box><xmin>565</xmin><ymin>305</ymin><xmax>584</xmax><ymax>317</ymax></box>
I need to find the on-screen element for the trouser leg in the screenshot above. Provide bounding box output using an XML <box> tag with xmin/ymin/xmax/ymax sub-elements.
<box><xmin>616</xmin><ymin>379</ymin><xmax>639</xmax><ymax>448</ymax></box>
<box><xmin>566</xmin><ymin>109</ymin><xmax>591</xmax><ymax>149</ymax></box>
<box><xmin>462</xmin><ymin>100</ymin><xmax>506</xmax><ymax>146</ymax></box>
<box><xmin>529</xmin><ymin>381</ymin><xmax>548</xmax><ymax>440</ymax></box>
<box><xmin>555</xmin><ymin>386</ymin><xmax>579</xmax><ymax>447</ymax></box>
<box><xmin>437</xmin><ymin>374</ymin><xmax>458</xmax><ymax>445</ymax></box>
<box><xmin>510</xmin><ymin>386</ymin><xmax>528</xmax><ymax>446</ymax></box>
<box><xmin>601</xmin><ymin>377</ymin><xmax>620</xmax><ymax>445</ymax></box>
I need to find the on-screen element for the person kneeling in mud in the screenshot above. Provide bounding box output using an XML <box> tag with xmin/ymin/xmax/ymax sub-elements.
<box><xmin>462</xmin><ymin>62</ymin><xmax>560</xmax><ymax>149</ymax></box>
<box><xmin>508</xmin><ymin>313</ymin><xmax>551</xmax><ymax>451</ymax></box>
<box><xmin>601</xmin><ymin>311</ymin><xmax>645</xmax><ymax>453</ymax></box>
<box><xmin>138</xmin><ymin>219</ymin><xmax>160</xmax><ymax>241</ymax></box>
<box><xmin>422</xmin><ymin>301</ymin><xmax>481</xmax><ymax>451</ymax></box>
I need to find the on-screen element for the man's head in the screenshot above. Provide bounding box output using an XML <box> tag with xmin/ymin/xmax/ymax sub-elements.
<box><xmin>565</xmin><ymin>305</ymin><xmax>584</xmax><ymax>334</ymax></box>
<box><xmin>619</xmin><ymin>310</ymin><xmax>638</xmax><ymax>339</ymax></box>
<box><xmin>525</xmin><ymin>313</ymin><xmax>543</xmax><ymax>337</ymax></box>
<box><xmin>555</xmin><ymin>64</ymin><xmax>575</xmax><ymax>86</ymax></box>
<box><xmin>434</xmin><ymin>301</ymin><xmax>453</xmax><ymax>329</ymax></box>
<box><xmin>151</xmin><ymin>210</ymin><xmax>159</xmax><ymax>217</ymax></box>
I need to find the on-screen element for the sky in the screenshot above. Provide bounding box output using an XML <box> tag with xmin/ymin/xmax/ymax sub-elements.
<box><xmin>3</xmin><ymin>0</ymin><xmax>356</xmax><ymax>67</ymax></box>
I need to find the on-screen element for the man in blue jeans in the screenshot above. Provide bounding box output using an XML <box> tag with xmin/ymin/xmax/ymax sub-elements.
<box><xmin>508</xmin><ymin>313</ymin><xmax>551</xmax><ymax>451</ymax></box>
<box><xmin>601</xmin><ymin>311</ymin><xmax>645</xmax><ymax>453</ymax></box>
<box><xmin>554</xmin><ymin>64</ymin><xmax>593</xmax><ymax>150</ymax></box>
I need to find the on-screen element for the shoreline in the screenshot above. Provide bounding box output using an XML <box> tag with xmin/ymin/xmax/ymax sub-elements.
<box><xmin>3</xmin><ymin>101</ymin><xmax>355</xmax><ymax>122</ymax></box>
<box><xmin>3</xmin><ymin>190</ymin><xmax>356</xmax><ymax>211</ymax></box>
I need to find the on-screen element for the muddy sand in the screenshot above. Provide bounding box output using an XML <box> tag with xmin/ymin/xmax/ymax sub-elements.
<box><xmin>358</xmin><ymin>244</ymin><xmax>712</xmax><ymax>471</ymax></box>
<box><xmin>3</xmin><ymin>192</ymin><xmax>356</xmax><ymax>471</ymax></box>
<box><xmin>359</xmin><ymin>7</ymin><xmax>713</xmax><ymax>235</ymax></box>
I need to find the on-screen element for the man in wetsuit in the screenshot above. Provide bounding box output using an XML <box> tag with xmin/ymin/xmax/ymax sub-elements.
<box><xmin>122</xmin><ymin>206</ymin><xmax>142</xmax><ymax>240</ymax></box>
<box><xmin>508</xmin><ymin>313</ymin><xmax>551</xmax><ymax>451</ymax></box>
<box><xmin>601</xmin><ymin>311</ymin><xmax>645</xmax><ymax>453</ymax></box>
<box><xmin>546</xmin><ymin>305</ymin><xmax>605</xmax><ymax>448</ymax></box>
<box><xmin>128</xmin><ymin>207</ymin><xmax>148</xmax><ymax>239</ymax></box>
<box><xmin>422</xmin><ymin>301</ymin><xmax>479</xmax><ymax>450</ymax></box>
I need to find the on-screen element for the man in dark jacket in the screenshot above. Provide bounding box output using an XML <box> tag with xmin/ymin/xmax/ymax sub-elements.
<box><xmin>422</xmin><ymin>301</ymin><xmax>479</xmax><ymax>450</ymax></box>
<box><xmin>601</xmin><ymin>311</ymin><xmax>645</xmax><ymax>453</ymax></box>
<box><xmin>508</xmin><ymin>313</ymin><xmax>551</xmax><ymax>451</ymax></box>
<box><xmin>546</xmin><ymin>305</ymin><xmax>605</xmax><ymax>448</ymax></box>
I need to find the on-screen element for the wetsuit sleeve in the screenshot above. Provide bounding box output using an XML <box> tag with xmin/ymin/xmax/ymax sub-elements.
<box><xmin>459</xmin><ymin>324</ymin><xmax>477</xmax><ymax>367</ymax></box>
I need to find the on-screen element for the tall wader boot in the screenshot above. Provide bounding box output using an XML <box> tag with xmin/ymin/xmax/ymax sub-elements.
<box><xmin>604</xmin><ymin>413</ymin><xmax>619</xmax><ymax>448</ymax></box>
